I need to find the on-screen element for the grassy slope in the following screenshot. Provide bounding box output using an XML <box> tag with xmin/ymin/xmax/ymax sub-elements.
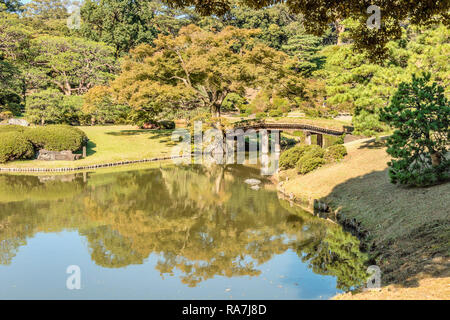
<box><xmin>1</xmin><ymin>126</ymin><xmax>177</xmax><ymax>169</ymax></box>
<box><xmin>279</xmin><ymin>138</ymin><xmax>450</xmax><ymax>297</ymax></box>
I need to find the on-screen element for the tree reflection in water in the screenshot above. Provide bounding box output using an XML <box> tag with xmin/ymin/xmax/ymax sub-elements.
<box><xmin>0</xmin><ymin>164</ymin><xmax>368</xmax><ymax>290</ymax></box>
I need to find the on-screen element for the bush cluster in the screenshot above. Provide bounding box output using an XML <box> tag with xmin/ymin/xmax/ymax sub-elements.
<box><xmin>279</xmin><ymin>145</ymin><xmax>310</xmax><ymax>169</ymax></box>
<box><xmin>296</xmin><ymin>145</ymin><xmax>325</xmax><ymax>174</ymax></box>
<box><xmin>0</xmin><ymin>131</ymin><xmax>35</xmax><ymax>163</ymax></box>
<box><xmin>297</xmin><ymin>156</ymin><xmax>326</xmax><ymax>174</ymax></box>
<box><xmin>324</xmin><ymin>144</ymin><xmax>348</xmax><ymax>162</ymax></box>
<box><xmin>0</xmin><ymin>125</ymin><xmax>88</xmax><ymax>163</ymax></box>
<box><xmin>268</xmin><ymin>109</ymin><xmax>283</xmax><ymax>118</ymax></box>
<box><xmin>280</xmin><ymin>143</ymin><xmax>348</xmax><ymax>175</ymax></box>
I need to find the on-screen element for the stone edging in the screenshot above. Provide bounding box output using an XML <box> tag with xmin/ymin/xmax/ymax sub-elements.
<box><xmin>0</xmin><ymin>155</ymin><xmax>188</xmax><ymax>173</ymax></box>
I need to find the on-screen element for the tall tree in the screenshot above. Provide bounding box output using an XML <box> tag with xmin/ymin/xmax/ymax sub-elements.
<box><xmin>111</xmin><ymin>25</ymin><xmax>298</xmax><ymax>119</ymax></box>
<box><xmin>80</xmin><ymin>0</ymin><xmax>193</xmax><ymax>57</ymax></box>
<box><xmin>163</xmin><ymin>0</ymin><xmax>450</xmax><ymax>59</ymax></box>
<box><xmin>31</xmin><ymin>36</ymin><xmax>117</xmax><ymax>95</ymax></box>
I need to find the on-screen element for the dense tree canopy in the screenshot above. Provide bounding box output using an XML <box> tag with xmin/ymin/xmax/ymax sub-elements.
<box><xmin>316</xmin><ymin>24</ymin><xmax>449</xmax><ymax>135</ymax></box>
<box><xmin>80</xmin><ymin>0</ymin><xmax>193</xmax><ymax>56</ymax></box>
<box><xmin>31</xmin><ymin>36</ymin><xmax>117</xmax><ymax>95</ymax></box>
<box><xmin>163</xmin><ymin>0</ymin><xmax>450</xmax><ymax>59</ymax></box>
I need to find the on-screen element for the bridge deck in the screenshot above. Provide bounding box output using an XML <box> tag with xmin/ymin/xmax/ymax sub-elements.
<box><xmin>232</xmin><ymin>123</ymin><xmax>347</xmax><ymax>136</ymax></box>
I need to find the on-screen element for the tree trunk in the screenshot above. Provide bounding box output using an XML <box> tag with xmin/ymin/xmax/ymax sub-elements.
<box><xmin>335</xmin><ymin>20</ymin><xmax>345</xmax><ymax>45</ymax></box>
<box><xmin>431</xmin><ymin>152</ymin><xmax>441</xmax><ymax>167</ymax></box>
<box><xmin>212</xmin><ymin>104</ymin><xmax>221</xmax><ymax>118</ymax></box>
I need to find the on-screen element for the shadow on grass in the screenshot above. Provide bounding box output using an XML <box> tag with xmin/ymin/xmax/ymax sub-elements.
<box><xmin>105</xmin><ymin>129</ymin><xmax>177</xmax><ymax>146</ymax></box>
<box><xmin>74</xmin><ymin>140</ymin><xmax>97</xmax><ymax>157</ymax></box>
<box><xmin>105</xmin><ymin>129</ymin><xmax>158</xmax><ymax>136</ymax></box>
<box><xmin>320</xmin><ymin>168</ymin><xmax>450</xmax><ymax>288</ymax></box>
<box><xmin>358</xmin><ymin>139</ymin><xmax>386</xmax><ymax>150</ymax></box>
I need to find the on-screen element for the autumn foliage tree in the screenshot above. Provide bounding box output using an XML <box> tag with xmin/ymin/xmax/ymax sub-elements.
<box><xmin>111</xmin><ymin>25</ymin><xmax>300</xmax><ymax>120</ymax></box>
<box><xmin>380</xmin><ymin>73</ymin><xmax>449</xmax><ymax>186</ymax></box>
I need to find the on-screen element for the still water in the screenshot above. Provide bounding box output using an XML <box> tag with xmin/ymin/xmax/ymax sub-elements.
<box><xmin>0</xmin><ymin>164</ymin><xmax>368</xmax><ymax>299</ymax></box>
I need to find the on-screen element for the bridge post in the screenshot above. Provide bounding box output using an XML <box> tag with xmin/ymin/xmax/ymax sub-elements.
<box><xmin>305</xmin><ymin>131</ymin><xmax>312</xmax><ymax>145</ymax></box>
<box><xmin>317</xmin><ymin>133</ymin><xmax>323</xmax><ymax>148</ymax></box>
<box><xmin>260</xmin><ymin>130</ymin><xmax>269</xmax><ymax>154</ymax></box>
<box><xmin>271</xmin><ymin>130</ymin><xmax>281</xmax><ymax>153</ymax></box>
<box><xmin>225</xmin><ymin>130</ymin><xmax>235</xmax><ymax>164</ymax></box>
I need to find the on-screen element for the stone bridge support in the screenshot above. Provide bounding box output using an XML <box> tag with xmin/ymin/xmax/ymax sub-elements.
<box><xmin>304</xmin><ymin>131</ymin><xmax>324</xmax><ymax>148</ymax></box>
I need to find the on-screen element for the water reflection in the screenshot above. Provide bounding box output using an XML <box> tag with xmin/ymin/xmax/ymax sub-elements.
<box><xmin>0</xmin><ymin>164</ymin><xmax>368</xmax><ymax>294</ymax></box>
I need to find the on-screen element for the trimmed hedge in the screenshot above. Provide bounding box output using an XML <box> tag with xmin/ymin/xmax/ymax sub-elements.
<box><xmin>0</xmin><ymin>132</ymin><xmax>35</xmax><ymax>163</ymax></box>
<box><xmin>24</xmin><ymin>125</ymin><xmax>87</xmax><ymax>152</ymax></box>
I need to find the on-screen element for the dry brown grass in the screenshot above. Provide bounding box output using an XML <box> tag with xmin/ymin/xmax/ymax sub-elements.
<box><xmin>279</xmin><ymin>138</ymin><xmax>450</xmax><ymax>296</ymax></box>
<box><xmin>334</xmin><ymin>277</ymin><xmax>450</xmax><ymax>300</ymax></box>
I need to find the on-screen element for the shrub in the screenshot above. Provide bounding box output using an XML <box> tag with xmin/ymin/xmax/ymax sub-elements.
<box><xmin>158</xmin><ymin>120</ymin><xmax>176</xmax><ymax>130</ymax></box>
<box><xmin>0</xmin><ymin>132</ymin><xmax>35</xmax><ymax>163</ymax></box>
<box><xmin>0</xmin><ymin>111</ymin><xmax>14</xmax><ymax>121</ymax></box>
<box><xmin>333</xmin><ymin>134</ymin><xmax>346</xmax><ymax>145</ymax></box>
<box><xmin>297</xmin><ymin>156</ymin><xmax>326</xmax><ymax>174</ymax></box>
<box><xmin>268</xmin><ymin>109</ymin><xmax>283</xmax><ymax>117</ymax></box>
<box><xmin>279</xmin><ymin>145</ymin><xmax>310</xmax><ymax>169</ymax></box>
<box><xmin>255</xmin><ymin>112</ymin><xmax>266</xmax><ymax>119</ymax></box>
<box><xmin>24</xmin><ymin>125</ymin><xmax>87</xmax><ymax>152</ymax></box>
<box><xmin>272</xmin><ymin>97</ymin><xmax>291</xmax><ymax>113</ymax></box>
<box><xmin>222</xmin><ymin>93</ymin><xmax>246</xmax><ymax>112</ymax></box>
<box><xmin>325</xmin><ymin>144</ymin><xmax>348</xmax><ymax>162</ymax></box>
<box><xmin>280</xmin><ymin>136</ymin><xmax>297</xmax><ymax>148</ymax></box>
<box><xmin>0</xmin><ymin>125</ymin><xmax>28</xmax><ymax>133</ymax></box>
<box><xmin>302</xmin><ymin>145</ymin><xmax>325</xmax><ymax>158</ymax></box>
<box><xmin>295</xmin><ymin>145</ymin><xmax>326</xmax><ymax>174</ymax></box>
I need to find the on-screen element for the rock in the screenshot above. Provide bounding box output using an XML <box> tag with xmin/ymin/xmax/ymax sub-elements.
<box><xmin>244</xmin><ymin>179</ymin><xmax>261</xmax><ymax>186</ymax></box>
<box><xmin>37</xmin><ymin>149</ymin><xmax>82</xmax><ymax>161</ymax></box>
<box><xmin>8</xmin><ymin>118</ymin><xmax>29</xmax><ymax>127</ymax></box>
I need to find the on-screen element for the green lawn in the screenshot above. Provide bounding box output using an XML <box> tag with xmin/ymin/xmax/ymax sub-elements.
<box><xmin>1</xmin><ymin>125</ymin><xmax>178</xmax><ymax>169</ymax></box>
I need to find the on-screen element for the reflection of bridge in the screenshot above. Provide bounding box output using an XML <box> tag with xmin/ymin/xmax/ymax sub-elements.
<box><xmin>231</xmin><ymin>122</ymin><xmax>348</xmax><ymax>148</ymax></box>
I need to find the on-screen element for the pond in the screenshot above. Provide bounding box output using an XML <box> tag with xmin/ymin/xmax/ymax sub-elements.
<box><xmin>0</xmin><ymin>163</ymin><xmax>368</xmax><ymax>299</ymax></box>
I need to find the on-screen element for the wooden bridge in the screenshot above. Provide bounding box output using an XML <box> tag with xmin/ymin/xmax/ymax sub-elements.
<box><xmin>230</xmin><ymin>122</ymin><xmax>350</xmax><ymax>148</ymax></box>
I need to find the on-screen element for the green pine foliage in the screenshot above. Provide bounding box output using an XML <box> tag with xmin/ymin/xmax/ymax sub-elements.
<box><xmin>317</xmin><ymin>24</ymin><xmax>449</xmax><ymax>135</ymax></box>
<box><xmin>380</xmin><ymin>73</ymin><xmax>449</xmax><ymax>186</ymax></box>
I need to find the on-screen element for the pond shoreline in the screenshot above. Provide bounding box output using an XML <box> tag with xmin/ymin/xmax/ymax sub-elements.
<box><xmin>273</xmin><ymin>138</ymin><xmax>450</xmax><ymax>300</ymax></box>
<box><xmin>0</xmin><ymin>155</ymin><xmax>187</xmax><ymax>173</ymax></box>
